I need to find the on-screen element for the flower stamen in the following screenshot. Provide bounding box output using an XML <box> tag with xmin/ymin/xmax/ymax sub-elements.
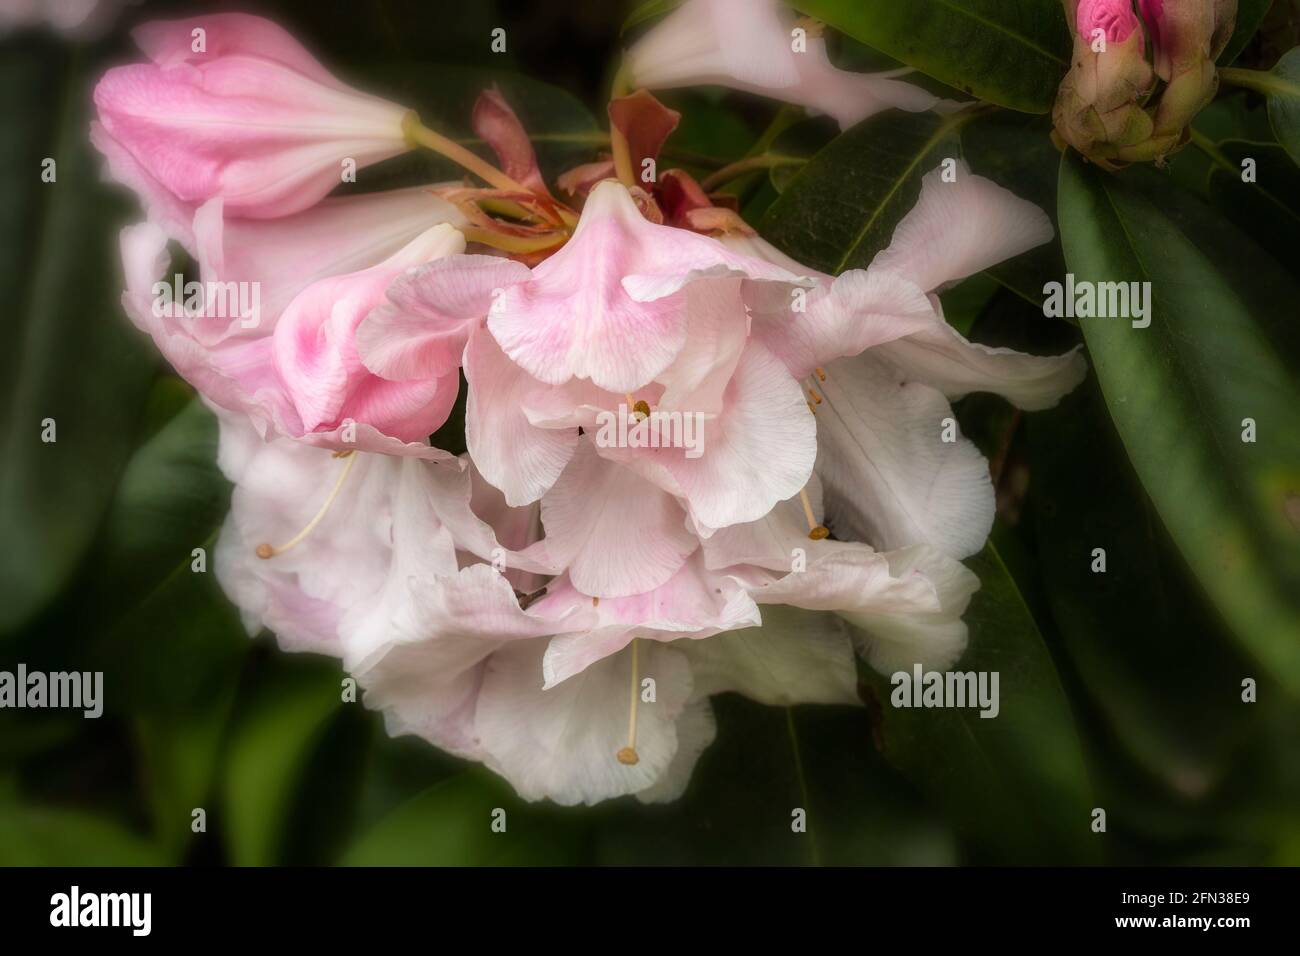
<box><xmin>799</xmin><ymin>487</ymin><xmax>830</xmax><ymax>541</ymax></box>
<box><xmin>616</xmin><ymin>639</ymin><xmax>641</xmax><ymax>766</ymax></box>
<box><xmin>255</xmin><ymin>451</ymin><xmax>358</xmax><ymax>559</ymax></box>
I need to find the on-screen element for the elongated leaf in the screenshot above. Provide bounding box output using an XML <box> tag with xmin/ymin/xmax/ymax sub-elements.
<box><xmin>221</xmin><ymin>658</ymin><xmax>349</xmax><ymax>867</ymax></box>
<box><xmin>1218</xmin><ymin>0</ymin><xmax>1274</xmax><ymax>67</ymax></box>
<box><xmin>1029</xmin><ymin>378</ymin><xmax>1254</xmax><ymax>791</ymax></box>
<box><xmin>1058</xmin><ymin>153</ymin><xmax>1300</xmax><ymax>693</ymax></box>
<box><xmin>1207</xmin><ymin>140</ymin><xmax>1300</xmax><ymax>255</ymax></box>
<box><xmin>858</xmin><ymin>545</ymin><xmax>1098</xmax><ymax>864</ymax></box>
<box><xmin>0</xmin><ymin>797</ymin><xmax>166</xmax><ymax>866</ymax></box>
<box><xmin>0</xmin><ymin>41</ymin><xmax>156</xmax><ymax>636</ymax></box>
<box><xmin>1249</xmin><ymin>47</ymin><xmax>1300</xmax><ymax>166</ymax></box>
<box><xmin>962</xmin><ymin>111</ymin><xmax>1067</xmax><ymax>306</ymax></box>
<box><xmin>342</xmin><ymin>769</ymin><xmax>588</xmax><ymax>866</ymax></box>
<box><xmin>793</xmin><ymin>0</ymin><xmax>1070</xmax><ymax>113</ymax></box>
<box><xmin>760</xmin><ymin>110</ymin><xmax>969</xmax><ymax>273</ymax></box>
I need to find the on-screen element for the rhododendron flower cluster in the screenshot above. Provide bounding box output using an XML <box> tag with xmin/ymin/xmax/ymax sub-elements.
<box><xmin>95</xmin><ymin>11</ymin><xmax>1084</xmax><ymax>805</ymax></box>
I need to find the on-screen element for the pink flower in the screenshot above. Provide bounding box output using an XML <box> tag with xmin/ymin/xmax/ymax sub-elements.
<box><xmin>92</xmin><ymin>13</ymin><xmax>410</xmax><ymax>230</ymax></box>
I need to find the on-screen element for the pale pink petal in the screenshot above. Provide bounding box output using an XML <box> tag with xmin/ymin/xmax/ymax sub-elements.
<box><xmin>271</xmin><ymin>224</ymin><xmax>466</xmax><ymax>443</ymax></box>
<box><xmin>464</xmin><ymin>328</ymin><xmax>583</xmax><ymax>506</ymax></box>
<box><xmin>358</xmin><ymin>254</ymin><xmax>530</xmax><ymax>381</ymax></box>
<box><xmin>487</xmin><ymin>180</ymin><xmax>808</xmax><ymax>391</ymax></box>
<box><xmin>536</xmin><ymin>555</ymin><xmax>761</xmax><ymax>687</ymax></box>
<box><xmin>601</xmin><ymin>342</ymin><xmax>817</xmax><ymax>532</ymax></box>
<box><xmin>747</xmin><ymin>268</ymin><xmax>935</xmax><ymax>380</ymax></box>
<box><xmin>540</xmin><ymin>443</ymin><xmax>699</xmax><ymax>598</ymax></box>
<box><xmin>194</xmin><ymin>186</ymin><xmax>466</xmax><ymax>338</ymax></box>
<box><xmin>699</xmin><ymin>474</ymin><xmax>823</xmax><ymax>571</ymax></box>
<box><xmin>352</xmin><ymin>565</ymin><xmax>589</xmax><ymax>761</ymax></box>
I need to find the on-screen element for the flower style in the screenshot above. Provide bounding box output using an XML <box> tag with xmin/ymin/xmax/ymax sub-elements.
<box><xmin>625</xmin><ymin>0</ymin><xmax>948</xmax><ymax>129</ymax></box>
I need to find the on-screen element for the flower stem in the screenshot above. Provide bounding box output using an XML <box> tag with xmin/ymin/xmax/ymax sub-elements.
<box><xmin>608</xmin><ymin>62</ymin><xmax>637</xmax><ymax>188</ymax></box>
<box><xmin>699</xmin><ymin>153</ymin><xmax>805</xmax><ymax>192</ymax></box>
<box><xmin>1218</xmin><ymin>67</ymin><xmax>1300</xmax><ymax>99</ymax></box>
<box><xmin>402</xmin><ymin>112</ymin><xmax>528</xmax><ymax>194</ymax></box>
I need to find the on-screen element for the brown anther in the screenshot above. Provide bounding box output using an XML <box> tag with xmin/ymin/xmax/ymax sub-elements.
<box><xmin>332</xmin><ymin>449</ymin><xmax>354</xmax><ymax>458</ymax></box>
<box><xmin>592</xmin><ymin>596</ymin><xmax>600</xmax><ymax>607</ymax></box>
<box><xmin>616</xmin><ymin>746</ymin><xmax>640</xmax><ymax>766</ymax></box>
<box><xmin>808</xmin><ymin>388</ymin><xmax>823</xmax><ymax>405</ymax></box>
<box><xmin>808</xmin><ymin>526</ymin><xmax>830</xmax><ymax>541</ymax></box>
<box><xmin>255</xmin><ymin>543</ymin><xmax>275</xmax><ymax>559</ymax></box>
<box><xmin>632</xmin><ymin>399</ymin><xmax>651</xmax><ymax>420</ymax></box>
<box><xmin>815</xmin><ymin>367</ymin><xmax>827</xmax><ymax>382</ymax></box>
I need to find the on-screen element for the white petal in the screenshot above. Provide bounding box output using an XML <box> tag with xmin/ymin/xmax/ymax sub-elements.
<box><xmin>845</xmin><ymin>545</ymin><xmax>979</xmax><ymax>674</ymax></box>
<box><xmin>876</xmin><ymin>309</ymin><xmax>1088</xmax><ymax>411</ymax></box>
<box><xmin>475</xmin><ymin>640</ymin><xmax>695</xmax><ymax>805</ymax></box>
<box><xmin>816</xmin><ymin>352</ymin><xmax>995</xmax><ymax>558</ymax></box>
<box><xmin>683</xmin><ymin>605</ymin><xmax>860</xmax><ymax>706</ymax></box>
<box><xmin>872</xmin><ymin>161</ymin><xmax>1054</xmax><ymax>294</ymax></box>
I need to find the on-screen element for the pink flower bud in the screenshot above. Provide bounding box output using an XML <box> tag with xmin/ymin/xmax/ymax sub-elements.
<box><xmin>93</xmin><ymin>13</ymin><xmax>409</xmax><ymax>228</ymax></box>
<box><xmin>1077</xmin><ymin>0</ymin><xmax>1144</xmax><ymax>45</ymax></box>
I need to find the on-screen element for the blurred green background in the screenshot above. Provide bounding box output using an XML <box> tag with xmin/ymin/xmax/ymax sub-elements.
<box><xmin>1</xmin><ymin>0</ymin><xmax>1297</xmax><ymax>866</ymax></box>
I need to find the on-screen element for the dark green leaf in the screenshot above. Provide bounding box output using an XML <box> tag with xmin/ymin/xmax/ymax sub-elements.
<box><xmin>0</xmin><ymin>42</ymin><xmax>157</xmax><ymax>636</ymax></box>
<box><xmin>1029</xmin><ymin>377</ymin><xmax>1255</xmax><ymax>791</ymax></box>
<box><xmin>1058</xmin><ymin>153</ymin><xmax>1300</xmax><ymax>693</ymax></box>
<box><xmin>858</xmin><ymin>545</ymin><xmax>1099</xmax><ymax>864</ymax></box>
<box><xmin>793</xmin><ymin>0</ymin><xmax>1070</xmax><ymax>113</ymax></box>
<box><xmin>1207</xmin><ymin>139</ymin><xmax>1300</xmax><ymax>254</ymax></box>
<box><xmin>760</xmin><ymin>110</ymin><xmax>970</xmax><ymax>273</ymax></box>
<box><xmin>1219</xmin><ymin>0</ymin><xmax>1274</xmax><ymax>67</ymax></box>
<box><xmin>342</xmin><ymin>768</ymin><xmax>589</xmax><ymax>866</ymax></box>
<box><xmin>962</xmin><ymin>111</ymin><xmax>1068</xmax><ymax>306</ymax></box>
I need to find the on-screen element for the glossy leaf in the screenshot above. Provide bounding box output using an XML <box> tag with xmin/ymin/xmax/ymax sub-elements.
<box><xmin>760</xmin><ymin>110</ymin><xmax>969</xmax><ymax>274</ymax></box>
<box><xmin>1058</xmin><ymin>153</ymin><xmax>1300</xmax><ymax>693</ymax></box>
<box><xmin>792</xmin><ymin>0</ymin><xmax>1070</xmax><ymax>113</ymax></box>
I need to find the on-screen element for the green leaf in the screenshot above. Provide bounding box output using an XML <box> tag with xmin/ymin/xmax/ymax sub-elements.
<box><xmin>0</xmin><ymin>788</ymin><xmax>166</xmax><ymax>866</ymax></box>
<box><xmin>760</xmin><ymin>110</ymin><xmax>971</xmax><ymax>274</ymax></box>
<box><xmin>858</xmin><ymin>545</ymin><xmax>1099</xmax><ymax>864</ymax></box>
<box><xmin>220</xmin><ymin>657</ymin><xmax>352</xmax><ymax>867</ymax></box>
<box><xmin>1218</xmin><ymin>0</ymin><xmax>1273</xmax><ymax>67</ymax></box>
<box><xmin>0</xmin><ymin>42</ymin><xmax>157</xmax><ymax>636</ymax></box>
<box><xmin>87</xmin><ymin>397</ymin><xmax>230</xmax><ymax>622</ymax></box>
<box><xmin>792</xmin><ymin>0</ymin><xmax>1070</xmax><ymax>113</ymax></box>
<box><xmin>1029</xmin><ymin>378</ymin><xmax>1255</xmax><ymax>791</ymax></box>
<box><xmin>1233</xmin><ymin>48</ymin><xmax>1300</xmax><ymax>166</ymax></box>
<box><xmin>342</xmin><ymin>768</ymin><xmax>589</xmax><ymax>866</ymax></box>
<box><xmin>1058</xmin><ymin>153</ymin><xmax>1300</xmax><ymax>694</ymax></box>
<box><xmin>1206</xmin><ymin>140</ymin><xmax>1300</xmax><ymax>255</ymax></box>
<box><xmin>962</xmin><ymin>111</ymin><xmax>1068</xmax><ymax>306</ymax></box>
